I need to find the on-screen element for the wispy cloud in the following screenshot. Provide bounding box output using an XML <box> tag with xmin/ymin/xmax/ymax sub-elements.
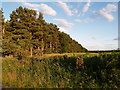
<box><xmin>57</xmin><ymin>1</ymin><xmax>73</xmax><ymax>16</ymax></box>
<box><xmin>53</xmin><ymin>19</ymin><xmax>73</xmax><ymax>27</ymax></box>
<box><xmin>97</xmin><ymin>10</ymin><xmax>114</xmax><ymax>22</ymax></box>
<box><xmin>75</xmin><ymin>18</ymin><xmax>88</xmax><ymax>23</ymax></box>
<box><xmin>103</xmin><ymin>4</ymin><xmax>117</xmax><ymax>13</ymax></box>
<box><xmin>75</xmin><ymin>19</ymin><xmax>90</xmax><ymax>23</ymax></box>
<box><xmin>82</xmin><ymin>0</ymin><xmax>91</xmax><ymax>13</ymax></box>
<box><xmin>75</xmin><ymin>19</ymin><xmax>81</xmax><ymax>22</ymax></box>
<box><xmin>23</xmin><ymin>2</ymin><xmax>57</xmax><ymax>16</ymax></box>
<box><xmin>76</xmin><ymin>3</ymin><xmax>117</xmax><ymax>23</ymax></box>
<box><xmin>75</xmin><ymin>15</ymin><xmax>99</xmax><ymax>23</ymax></box>
<box><xmin>53</xmin><ymin>18</ymin><xmax>73</xmax><ymax>33</ymax></box>
<box><xmin>95</xmin><ymin>4</ymin><xmax>117</xmax><ymax>22</ymax></box>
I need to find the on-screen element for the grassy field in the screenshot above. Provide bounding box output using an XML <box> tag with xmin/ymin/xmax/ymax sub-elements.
<box><xmin>2</xmin><ymin>52</ymin><xmax>120</xmax><ymax>88</ymax></box>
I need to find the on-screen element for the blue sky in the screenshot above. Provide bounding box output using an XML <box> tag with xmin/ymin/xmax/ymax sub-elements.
<box><xmin>1</xmin><ymin>1</ymin><xmax>118</xmax><ymax>50</ymax></box>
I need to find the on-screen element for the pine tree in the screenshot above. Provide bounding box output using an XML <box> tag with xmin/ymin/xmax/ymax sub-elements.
<box><xmin>0</xmin><ymin>8</ymin><xmax>4</xmax><ymax>56</ymax></box>
<box><xmin>2</xmin><ymin>6</ymin><xmax>88</xmax><ymax>57</ymax></box>
<box><xmin>4</xmin><ymin>6</ymin><xmax>37</xmax><ymax>56</ymax></box>
<box><xmin>0</xmin><ymin>8</ymin><xmax>5</xmax><ymax>35</ymax></box>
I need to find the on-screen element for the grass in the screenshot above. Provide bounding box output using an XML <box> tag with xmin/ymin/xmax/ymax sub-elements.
<box><xmin>0</xmin><ymin>60</ymin><xmax>2</xmax><ymax>86</ymax></box>
<box><xmin>2</xmin><ymin>52</ymin><xmax>120</xmax><ymax>88</ymax></box>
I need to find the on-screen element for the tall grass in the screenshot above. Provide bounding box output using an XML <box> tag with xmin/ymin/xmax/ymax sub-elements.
<box><xmin>2</xmin><ymin>53</ymin><xmax>120</xmax><ymax>88</ymax></box>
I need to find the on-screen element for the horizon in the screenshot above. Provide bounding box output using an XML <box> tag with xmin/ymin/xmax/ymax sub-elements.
<box><xmin>1</xmin><ymin>1</ymin><xmax>119</xmax><ymax>50</ymax></box>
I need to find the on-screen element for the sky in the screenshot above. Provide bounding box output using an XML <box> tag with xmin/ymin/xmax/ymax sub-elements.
<box><xmin>1</xmin><ymin>1</ymin><xmax>119</xmax><ymax>50</ymax></box>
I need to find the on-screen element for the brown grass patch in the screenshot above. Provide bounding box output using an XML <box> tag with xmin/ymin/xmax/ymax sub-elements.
<box><xmin>7</xmin><ymin>72</ymin><xmax>17</xmax><ymax>81</ymax></box>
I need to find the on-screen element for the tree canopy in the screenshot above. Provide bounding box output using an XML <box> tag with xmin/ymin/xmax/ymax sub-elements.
<box><xmin>1</xmin><ymin>6</ymin><xmax>87</xmax><ymax>57</ymax></box>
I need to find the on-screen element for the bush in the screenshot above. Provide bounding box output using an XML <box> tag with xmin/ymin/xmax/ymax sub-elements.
<box><xmin>2</xmin><ymin>53</ymin><xmax>120</xmax><ymax>88</ymax></box>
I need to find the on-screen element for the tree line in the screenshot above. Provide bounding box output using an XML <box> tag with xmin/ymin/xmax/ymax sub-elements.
<box><xmin>0</xmin><ymin>6</ymin><xmax>87</xmax><ymax>57</ymax></box>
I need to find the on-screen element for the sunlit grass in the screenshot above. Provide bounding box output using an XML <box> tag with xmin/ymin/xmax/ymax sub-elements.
<box><xmin>2</xmin><ymin>52</ymin><xmax>120</xmax><ymax>88</ymax></box>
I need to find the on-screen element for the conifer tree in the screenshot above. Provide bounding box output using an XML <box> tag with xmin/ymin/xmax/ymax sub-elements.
<box><xmin>2</xmin><ymin>6</ymin><xmax>88</xmax><ymax>57</ymax></box>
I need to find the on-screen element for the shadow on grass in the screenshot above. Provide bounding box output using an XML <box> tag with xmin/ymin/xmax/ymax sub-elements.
<box><xmin>2</xmin><ymin>53</ymin><xmax>120</xmax><ymax>88</ymax></box>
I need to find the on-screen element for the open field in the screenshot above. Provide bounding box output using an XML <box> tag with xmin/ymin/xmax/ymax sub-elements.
<box><xmin>2</xmin><ymin>52</ymin><xmax>120</xmax><ymax>88</ymax></box>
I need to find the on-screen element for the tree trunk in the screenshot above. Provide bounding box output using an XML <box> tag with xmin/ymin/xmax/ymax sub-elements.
<box><xmin>2</xmin><ymin>26</ymin><xmax>5</xmax><ymax>34</ymax></box>
<box><xmin>30</xmin><ymin>47</ymin><xmax>33</xmax><ymax>57</ymax></box>
<box><xmin>30</xmin><ymin>32</ymin><xmax>33</xmax><ymax>57</ymax></box>
<box><xmin>41</xmin><ymin>38</ymin><xmax>44</xmax><ymax>55</ymax></box>
<box><xmin>53</xmin><ymin>44</ymin><xmax>55</xmax><ymax>52</ymax></box>
<box><xmin>55</xmin><ymin>42</ymin><xmax>58</xmax><ymax>53</ymax></box>
<box><xmin>50</xmin><ymin>42</ymin><xmax>52</xmax><ymax>53</ymax></box>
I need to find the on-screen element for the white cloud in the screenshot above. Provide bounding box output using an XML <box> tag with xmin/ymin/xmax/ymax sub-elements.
<box><xmin>95</xmin><ymin>4</ymin><xmax>117</xmax><ymax>22</ymax></box>
<box><xmin>53</xmin><ymin>18</ymin><xmax>73</xmax><ymax>33</ymax></box>
<box><xmin>23</xmin><ymin>2</ymin><xmax>39</xmax><ymax>7</ymax></box>
<box><xmin>98</xmin><ymin>10</ymin><xmax>114</xmax><ymax>22</ymax></box>
<box><xmin>103</xmin><ymin>4</ymin><xmax>117</xmax><ymax>13</ymax></box>
<box><xmin>23</xmin><ymin>2</ymin><xmax>56</xmax><ymax>16</ymax></box>
<box><xmin>82</xmin><ymin>0</ymin><xmax>91</xmax><ymax>13</ymax></box>
<box><xmin>58</xmin><ymin>1</ymin><xmax>73</xmax><ymax>16</ymax></box>
<box><xmin>58</xmin><ymin>27</ymin><xmax>68</xmax><ymax>33</ymax></box>
<box><xmin>53</xmin><ymin>19</ymin><xmax>73</xmax><ymax>27</ymax></box>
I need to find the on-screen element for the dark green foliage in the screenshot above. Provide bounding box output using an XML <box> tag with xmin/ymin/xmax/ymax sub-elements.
<box><xmin>0</xmin><ymin>8</ymin><xmax>4</xmax><ymax>34</ymax></box>
<box><xmin>2</xmin><ymin>53</ymin><xmax>120</xmax><ymax>88</ymax></box>
<box><xmin>2</xmin><ymin>6</ymin><xmax>87</xmax><ymax>57</ymax></box>
<box><xmin>0</xmin><ymin>8</ymin><xmax>4</xmax><ymax>55</ymax></box>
